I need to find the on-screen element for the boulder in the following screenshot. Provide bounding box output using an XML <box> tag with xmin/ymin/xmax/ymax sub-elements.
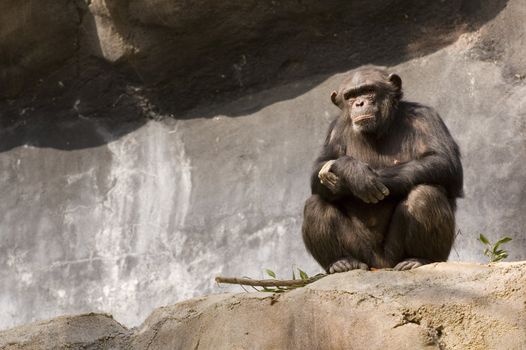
<box><xmin>0</xmin><ymin>313</ymin><xmax>129</xmax><ymax>349</ymax></box>
<box><xmin>0</xmin><ymin>0</ymin><xmax>508</xmax><ymax>109</ymax></box>
<box><xmin>1</xmin><ymin>262</ymin><xmax>525</xmax><ymax>350</ymax></box>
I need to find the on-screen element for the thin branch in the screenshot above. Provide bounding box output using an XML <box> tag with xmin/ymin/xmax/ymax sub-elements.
<box><xmin>215</xmin><ymin>275</ymin><xmax>325</xmax><ymax>287</ymax></box>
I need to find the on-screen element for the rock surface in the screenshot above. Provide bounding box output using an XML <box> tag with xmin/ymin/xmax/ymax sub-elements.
<box><xmin>1</xmin><ymin>262</ymin><xmax>525</xmax><ymax>350</ymax></box>
<box><xmin>1</xmin><ymin>0</ymin><xmax>526</xmax><ymax>332</ymax></box>
<box><xmin>0</xmin><ymin>0</ymin><xmax>509</xmax><ymax>107</ymax></box>
<box><xmin>0</xmin><ymin>313</ymin><xmax>129</xmax><ymax>350</ymax></box>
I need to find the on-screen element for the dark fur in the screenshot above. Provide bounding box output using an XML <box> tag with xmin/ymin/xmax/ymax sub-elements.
<box><xmin>302</xmin><ymin>66</ymin><xmax>463</xmax><ymax>272</ymax></box>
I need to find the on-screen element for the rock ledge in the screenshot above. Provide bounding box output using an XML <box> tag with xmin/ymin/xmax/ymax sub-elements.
<box><xmin>1</xmin><ymin>262</ymin><xmax>525</xmax><ymax>350</ymax></box>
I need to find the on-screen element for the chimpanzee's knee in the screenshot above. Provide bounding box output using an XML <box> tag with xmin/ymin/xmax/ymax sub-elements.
<box><xmin>403</xmin><ymin>185</ymin><xmax>455</xmax><ymax>261</ymax></box>
<box><xmin>302</xmin><ymin>195</ymin><xmax>347</xmax><ymax>270</ymax></box>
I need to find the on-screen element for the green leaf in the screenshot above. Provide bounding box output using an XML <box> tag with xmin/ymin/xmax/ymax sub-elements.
<box><xmin>298</xmin><ymin>269</ymin><xmax>309</xmax><ymax>281</ymax></box>
<box><xmin>492</xmin><ymin>251</ymin><xmax>508</xmax><ymax>262</ymax></box>
<box><xmin>479</xmin><ymin>234</ymin><xmax>490</xmax><ymax>245</ymax></box>
<box><xmin>265</xmin><ymin>269</ymin><xmax>276</xmax><ymax>278</ymax></box>
<box><xmin>496</xmin><ymin>237</ymin><xmax>512</xmax><ymax>245</ymax></box>
<box><xmin>478</xmin><ymin>234</ymin><xmax>512</xmax><ymax>263</ymax></box>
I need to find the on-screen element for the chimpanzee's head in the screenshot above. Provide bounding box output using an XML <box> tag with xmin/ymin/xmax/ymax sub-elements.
<box><xmin>331</xmin><ymin>66</ymin><xmax>402</xmax><ymax>134</ymax></box>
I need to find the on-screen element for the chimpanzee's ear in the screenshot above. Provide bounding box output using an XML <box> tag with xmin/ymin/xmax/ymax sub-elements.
<box><xmin>331</xmin><ymin>91</ymin><xmax>343</xmax><ymax>109</ymax></box>
<box><xmin>388</xmin><ymin>73</ymin><xmax>402</xmax><ymax>91</ymax></box>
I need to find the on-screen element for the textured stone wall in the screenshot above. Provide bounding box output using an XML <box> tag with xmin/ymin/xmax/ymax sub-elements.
<box><xmin>0</xmin><ymin>0</ymin><xmax>525</xmax><ymax>330</ymax></box>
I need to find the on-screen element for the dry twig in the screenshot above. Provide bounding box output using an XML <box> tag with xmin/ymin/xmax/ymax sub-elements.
<box><xmin>215</xmin><ymin>275</ymin><xmax>325</xmax><ymax>288</ymax></box>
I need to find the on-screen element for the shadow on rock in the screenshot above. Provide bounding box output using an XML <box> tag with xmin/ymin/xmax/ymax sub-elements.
<box><xmin>0</xmin><ymin>0</ymin><xmax>509</xmax><ymax>151</ymax></box>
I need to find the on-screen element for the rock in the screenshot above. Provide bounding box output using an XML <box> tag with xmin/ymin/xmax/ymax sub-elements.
<box><xmin>0</xmin><ymin>313</ymin><xmax>129</xmax><ymax>349</ymax></box>
<box><xmin>1</xmin><ymin>262</ymin><xmax>525</xmax><ymax>349</ymax></box>
<box><xmin>0</xmin><ymin>0</ymin><xmax>508</xmax><ymax>108</ymax></box>
<box><xmin>0</xmin><ymin>0</ymin><xmax>79</xmax><ymax>98</ymax></box>
<box><xmin>1</xmin><ymin>0</ymin><xmax>526</xmax><ymax>335</ymax></box>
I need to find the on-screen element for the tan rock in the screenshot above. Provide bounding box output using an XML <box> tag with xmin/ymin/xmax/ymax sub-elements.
<box><xmin>1</xmin><ymin>262</ymin><xmax>525</xmax><ymax>350</ymax></box>
<box><xmin>0</xmin><ymin>313</ymin><xmax>129</xmax><ymax>350</ymax></box>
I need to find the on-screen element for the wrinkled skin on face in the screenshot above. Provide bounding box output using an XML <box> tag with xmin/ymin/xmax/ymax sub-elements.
<box><xmin>331</xmin><ymin>67</ymin><xmax>402</xmax><ymax>134</ymax></box>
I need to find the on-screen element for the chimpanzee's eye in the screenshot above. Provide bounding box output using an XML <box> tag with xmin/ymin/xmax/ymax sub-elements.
<box><xmin>364</xmin><ymin>87</ymin><xmax>376</xmax><ymax>95</ymax></box>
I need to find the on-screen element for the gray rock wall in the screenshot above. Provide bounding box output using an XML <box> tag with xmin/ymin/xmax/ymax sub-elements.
<box><xmin>1</xmin><ymin>0</ymin><xmax>525</xmax><ymax>331</ymax></box>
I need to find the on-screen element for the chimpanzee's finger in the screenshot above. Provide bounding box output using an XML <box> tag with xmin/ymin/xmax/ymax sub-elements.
<box><xmin>325</xmin><ymin>173</ymin><xmax>339</xmax><ymax>186</ymax></box>
<box><xmin>318</xmin><ymin>160</ymin><xmax>335</xmax><ymax>178</ymax></box>
<box><xmin>367</xmin><ymin>181</ymin><xmax>385</xmax><ymax>201</ymax></box>
<box><xmin>374</xmin><ymin>180</ymin><xmax>390</xmax><ymax>196</ymax></box>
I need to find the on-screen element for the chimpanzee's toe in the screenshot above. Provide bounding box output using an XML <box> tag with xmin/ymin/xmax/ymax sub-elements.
<box><xmin>329</xmin><ymin>257</ymin><xmax>369</xmax><ymax>273</ymax></box>
<box><xmin>393</xmin><ymin>258</ymin><xmax>430</xmax><ymax>271</ymax></box>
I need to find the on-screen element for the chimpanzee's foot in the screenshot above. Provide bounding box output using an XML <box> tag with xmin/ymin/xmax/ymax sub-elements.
<box><xmin>328</xmin><ymin>257</ymin><xmax>369</xmax><ymax>273</ymax></box>
<box><xmin>393</xmin><ymin>258</ymin><xmax>430</xmax><ymax>271</ymax></box>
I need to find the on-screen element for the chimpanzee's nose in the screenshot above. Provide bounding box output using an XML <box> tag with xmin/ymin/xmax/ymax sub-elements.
<box><xmin>355</xmin><ymin>100</ymin><xmax>365</xmax><ymax>107</ymax></box>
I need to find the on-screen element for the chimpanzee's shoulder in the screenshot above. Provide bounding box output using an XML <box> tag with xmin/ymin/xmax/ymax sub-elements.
<box><xmin>399</xmin><ymin>101</ymin><xmax>443</xmax><ymax>122</ymax></box>
<box><xmin>400</xmin><ymin>101</ymin><xmax>438</xmax><ymax>114</ymax></box>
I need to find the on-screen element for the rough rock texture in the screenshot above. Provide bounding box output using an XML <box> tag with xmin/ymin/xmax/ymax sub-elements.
<box><xmin>0</xmin><ymin>0</ymin><xmax>508</xmax><ymax>106</ymax></box>
<box><xmin>1</xmin><ymin>262</ymin><xmax>526</xmax><ymax>350</ymax></box>
<box><xmin>1</xmin><ymin>0</ymin><xmax>526</xmax><ymax>331</ymax></box>
<box><xmin>0</xmin><ymin>314</ymin><xmax>129</xmax><ymax>350</ymax></box>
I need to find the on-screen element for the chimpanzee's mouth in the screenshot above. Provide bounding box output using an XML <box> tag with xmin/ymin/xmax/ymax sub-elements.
<box><xmin>352</xmin><ymin>114</ymin><xmax>374</xmax><ymax>123</ymax></box>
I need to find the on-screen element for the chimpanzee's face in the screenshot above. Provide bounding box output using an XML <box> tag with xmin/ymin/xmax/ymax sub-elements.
<box><xmin>343</xmin><ymin>86</ymin><xmax>382</xmax><ymax>133</ymax></box>
<box><xmin>331</xmin><ymin>68</ymin><xmax>402</xmax><ymax>135</ymax></box>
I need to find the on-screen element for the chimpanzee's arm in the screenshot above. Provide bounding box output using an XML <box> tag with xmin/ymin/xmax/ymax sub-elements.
<box><xmin>310</xmin><ymin>120</ymin><xmax>349</xmax><ymax>201</ymax></box>
<box><xmin>378</xmin><ymin>152</ymin><xmax>462</xmax><ymax>197</ymax></box>
<box><xmin>377</xmin><ymin>108</ymin><xmax>463</xmax><ymax>199</ymax></box>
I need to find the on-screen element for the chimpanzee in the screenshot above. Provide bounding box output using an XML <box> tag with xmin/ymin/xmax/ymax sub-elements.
<box><xmin>302</xmin><ymin>66</ymin><xmax>463</xmax><ymax>273</ymax></box>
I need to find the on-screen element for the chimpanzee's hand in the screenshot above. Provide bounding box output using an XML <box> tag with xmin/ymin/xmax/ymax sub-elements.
<box><xmin>331</xmin><ymin>157</ymin><xmax>390</xmax><ymax>204</ymax></box>
<box><xmin>318</xmin><ymin>160</ymin><xmax>343</xmax><ymax>194</ymax></box>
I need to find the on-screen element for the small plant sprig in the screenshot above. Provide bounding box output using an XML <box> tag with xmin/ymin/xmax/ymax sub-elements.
<box><xmin>215</xmin><ymin>267</ymin><xmax>325</xmax><ymax>293</ymax></box>
<box><xmin>478</xmin><ymin>234</ymin><xmax>512</xmax><ymax>262</ymax></box>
